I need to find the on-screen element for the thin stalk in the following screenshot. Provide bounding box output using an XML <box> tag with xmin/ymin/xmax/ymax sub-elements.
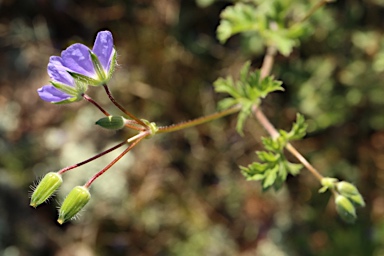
<box><xmin>57</xmin><ymin>140</ymin><xmax>127</xmax><ymax>175</ymax></box>
<box><xmin>84</xmin><ymin>131</ymin><xmax>149</xmax><ymax>188</ymax></box>
<box><xmin>296</xmin><ymin>0</ymin><xmax>331</xmax><ymax>25</ymax></box>
<box><xmin>252</xmin><ymin>106</ymin><xmax>323</xmax><ymax>182</ymax></box>
<box><xmin>83</xmin><ymin>94</ymin><xmax>143</xmax><ymax>131</ymax></box>
<box><xmin>254</xmin><ymin>41</ymin><xmax>324</xmax><ymax>182</ymax></box>
<box><xmin>103</xmin><ymin>84</ymin><xmax>147</xmax><ymax>127</ymax></box>
<box><xmin>83</xmin><ymin>94</ymin><xmax>110</xmax><ymax>116</ymax></box>
<box><xmin>157</xmin><ymin>105</ymin><xmax>241</xmax><ymax>134</ymax></box>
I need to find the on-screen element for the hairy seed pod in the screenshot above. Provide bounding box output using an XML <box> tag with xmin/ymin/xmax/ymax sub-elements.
<box><xmin>30</xmin><ymin>172</ymin><xmax>62</xmax><ymax>208</ymax></box>
<box><xmin>57</xmin><ymin>186</ymin><xmax>91</xmax><ymax>224</ymax></box>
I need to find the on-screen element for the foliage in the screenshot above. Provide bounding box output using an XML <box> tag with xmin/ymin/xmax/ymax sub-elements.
<box><xmin>241</xmin><ymin>114</ymin><xmax>306</xmax><ymax>190</ymax></box>
<box><xmin>217</xmin><ymin>0</ymin><xmax>308</xmax><ymax>56</ymax></box>
<box><xmin>214</xmin><ymin>61</ymin><xmax>283</xmax><ymax>134</ymax></box>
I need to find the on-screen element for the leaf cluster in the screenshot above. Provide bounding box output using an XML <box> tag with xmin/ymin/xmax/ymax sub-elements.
<box><xmin>240</xmin><ymin>114</ymin><xmax>307</xmax><ymax>191</ymax></box>
<box><xmin>217</xmin><ymin>0</ymin><xmax>308</xmax><ymax>56</ymax></box>
<box><xmin>214</xmin><ymin>61</ymin><xmax>283</xmax><ymax>134</ymax></box>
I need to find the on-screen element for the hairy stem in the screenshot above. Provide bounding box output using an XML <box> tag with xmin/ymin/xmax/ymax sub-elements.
<box><xmin>157</xmin><ymin>105</ymin><xmax>241</xmax><ymax>134</ymax></box>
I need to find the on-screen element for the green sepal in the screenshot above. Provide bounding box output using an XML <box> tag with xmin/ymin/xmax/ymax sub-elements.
<box><xmin>50</xmin><ymin>81</ymin><xmax>83</xmax><ymax>104</ymax></box>
<box><xmin>141</xmin><ymin>119</ymin><xmax>159</xmax><ymax>137</ymax></box>
<box><xmin>319</xmin><ymin>177</ymin><xmax>338</xmax><ymax>193</ymax></box>
<box><xmin>96</xmin><ymin>116</ymin><xmax>126</xmax><ymax>130</ymax></box>
<box><xmin>68</xmin><ymin>71</ymin><xmax>101</xmax><ymax>87</ymax></box>
<box><xmin>106</xmin><ymin>48</ymin><xmax>117</xmax><ymax>81</ymax></box>
<box><xmin>90</xmin><ymin>50</ymin><xmax>107</xmax><ymax>83</ymax></box>
<box><xmin>58</xmin><ymin>186</ymin><xmax>91</xmax><ymax>224</ymax></box>
<box><xmin>30</xmin><ymin>172</ymin><xmax>63</xmax><ymax>208</ymax></box>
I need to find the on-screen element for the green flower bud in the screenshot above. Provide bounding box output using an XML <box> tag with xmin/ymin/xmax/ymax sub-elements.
<box><xmin>58</xmin><ymin>186</ymin><xmax>91</xmax><ymax>224</ymax></box>
<box><xmin>336</xmin><ymin>181</ymin><xmax>359</xmax><ymax>196</ymax></box>
<box><xmin>348</xmin><ymin>194</ymin><xmax>366</xmax><ymax>207</ymax></box>
<box><xmin>30</xmin><ymin>172</ymin><xmax>62</xmax><ymax>208</ymax></box>
<box><xmin>95</xmin><ymin>116</ymin><xmax>126</xmax><ymax>130</ymax></box>
<box><xmin>335</xmin><ymin>195</ymin><xmax>357</xmax><ymax>223</ymax></box>
<box><xmin>336</xmin><ymin>181</ymin><xmax>365</xmax><ymax>207</ymax></box>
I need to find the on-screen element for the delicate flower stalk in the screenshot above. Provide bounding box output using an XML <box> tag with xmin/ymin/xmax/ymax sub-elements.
<box><xmin>84</xmin><ymin>132</ymin><xmax>149</xmax><ymax>188</ymax></box>
<box><xmin>57</xmin><ymin>186</ymin><xmax>91</xmax><ymax>224</ymax></box>
<box><xmin>30</xmin><ymin>172</ymin><xmax>63</xmax><ymax>208</ymax></box>
<box><xmin>57</xmin><ymin>140</ymin><xmax>128</xmax><ymax>175</ymax></box>
<box><xmin>102</xmin><ymin>84</ymin><xmax>148</xmax><ymax>128</ymax></box>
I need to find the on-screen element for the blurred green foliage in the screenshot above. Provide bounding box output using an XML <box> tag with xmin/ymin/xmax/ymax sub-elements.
<box><xmin>0</xmin><ymin>0</ymin><xmax>383</xmax><ymax>255</ymax></box>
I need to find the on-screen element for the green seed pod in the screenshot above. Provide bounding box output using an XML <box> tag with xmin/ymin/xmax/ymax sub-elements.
<box><xmin>30</xmin><ymin>172</ymin><xmax>63</xmax><ymax>208</ymax></box>
<box><xmin>95</xmin><ymin>116</ymin><xmax>126</xmax><ymax>130</ymax></box>
<box><xmin>57</xmin><ymin>186</ymin><xmax>91</xmax><ymax>224</ymax></box>
<box><xmin>335</xmin><ymin>195</ymin><xmax>357</xmax><ymax>223</ymax></box>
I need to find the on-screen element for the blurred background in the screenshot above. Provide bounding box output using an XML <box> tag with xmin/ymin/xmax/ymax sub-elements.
<box><xmin>0</xmin><ymin>0</ymin><xmax>383</xmax><ymax>255</ymax></box>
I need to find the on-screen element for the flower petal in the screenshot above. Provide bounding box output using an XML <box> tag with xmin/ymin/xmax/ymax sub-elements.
<box><xmin>92</xmin><ymin>31</ymin><xmax>114</xmax><ymax>72</ymax></box>
<box><xmin>37</xmin><ymin>85</ymin><xmax>72</xmax><ymax>103</ymax></box>
<box><xmin>61</xmin><ymin>43</ymin><xmax>96</xmax><ymax>78</ymax></box>
<box><xmin>48</xmin><ymin>58</ymin><xmax>74</xmax><ymax>86</ymax></box>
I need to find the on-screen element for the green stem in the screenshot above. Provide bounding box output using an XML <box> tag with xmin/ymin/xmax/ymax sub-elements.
<box><xmin>157</xmin><ymin>105</ymin><xmax>241</xmax><ymax>134</ymax></box>
<box><xmin>297</xmin><ymin>0</ymin><xmax>331</xmax><ymax>24</ymax></box>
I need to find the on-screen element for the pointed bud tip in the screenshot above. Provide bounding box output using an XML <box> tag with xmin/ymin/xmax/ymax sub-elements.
<box><xmin>57</xmin><ymin>218</ymin><xmax>64</xmax><ymax>225</ymax></box>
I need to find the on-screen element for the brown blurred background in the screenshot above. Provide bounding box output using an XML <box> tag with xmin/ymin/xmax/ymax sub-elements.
<box><xmin>0</xmin><ymin>0</ymin><xmax>383</xmax><ymax>255</ymax></box>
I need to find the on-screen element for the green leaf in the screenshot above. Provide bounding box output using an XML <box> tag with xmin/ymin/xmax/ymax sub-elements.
<box><xmin>285</xmin><ymin>161</ymin><xmax>302</xmax><ymax>176</ymax></box>
<box><xmin>287</xmin><ymin>113</ymin><xmax>307</xmax><ymax>140</ymax></box>
<box><xmin>217</xmin><ymin>3</ymin><xmax>261</xmax><ymax>43</ymax></box>
<box><xmin>217</xmin><ymin>98</ymin><xmax>238</xmax><ymax>110</ymax></box>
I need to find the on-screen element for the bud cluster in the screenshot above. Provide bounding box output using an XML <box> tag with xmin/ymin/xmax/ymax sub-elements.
<box><xmin>319</xmin><ymin>177</ymin><xmax>365</xmax><ymax>223</ymax></box>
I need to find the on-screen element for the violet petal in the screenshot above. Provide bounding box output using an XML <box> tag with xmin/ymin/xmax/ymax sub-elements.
<box><xmin>37</xmin><ymin>85</ymin><xmax>71</xmax><ymax>102</ymax></box>
<box><xmin>61</xmin><ymin>43</ymin><xmax>96</xmax><ymax>78</ymax></box>
<box><xmin>92</xmin><ymin>31</ymin><xmax>114</xmax><ymax>72</ymax></box>
<box><xmin>47</xmin><ymin>62</ymin><xmax>74</xmax><ymax>86</ymax></box>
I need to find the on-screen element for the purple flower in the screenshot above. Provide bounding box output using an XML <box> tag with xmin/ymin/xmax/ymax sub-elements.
<box><xmin>37</xmin><ymin>31</ymin><xmax>117</xmax><ymax>104</ymax></box>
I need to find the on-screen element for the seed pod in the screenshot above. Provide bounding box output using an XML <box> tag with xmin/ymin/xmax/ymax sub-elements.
<box><xmin>30</xmin><ymin>172</ymin><xmax>62</xmax><ymax>208</ymax></box>
<box><xmin>95</xmin><ymin>116</ymin><xmax>125</xmax><ymax>130</ymax></box>
<box><xmin>57</xmin><ymin>186</ymin><xmax>91</xmax><ymax>224</ymax></box>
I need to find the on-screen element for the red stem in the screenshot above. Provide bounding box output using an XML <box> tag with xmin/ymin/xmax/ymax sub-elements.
<box><xmin>57</xmin><ymin>140</ymin><xmax>127</xmax><ymax>175</ymax></box>
<box><xmin>84</xmin><ymin>133</ymin><xmax>148</xmax><ymax>188</ymax></box>
<box><xmin>103</xmin><ymin>84</ymin><xmax>147</xmax><ymax>127</ymax></box>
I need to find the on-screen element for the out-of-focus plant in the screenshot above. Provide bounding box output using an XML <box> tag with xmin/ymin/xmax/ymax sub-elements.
<box><xmin>30</xmin><ymin>0</ymin><xmax>365</xmax><ymax>224</ymax></box>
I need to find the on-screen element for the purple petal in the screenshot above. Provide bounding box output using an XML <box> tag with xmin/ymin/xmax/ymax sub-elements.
<box><xmin>61</xmin><ymin>43</ymin><xmax>96</xmax><ymax>78</ymax></box>
<box><xmin>92</xmin><ymin>31</ymin><xmax>114</xmax><ymax>72</ymax></box>
<box><xmin>37</xmin><ymin>85</ymin><xmax>71</xmax><ymax>102</ymax></box>
<box><xmin>47</xmin><ymin>59</ymin><xmax>74</xmax><ymax>86</ymax></box>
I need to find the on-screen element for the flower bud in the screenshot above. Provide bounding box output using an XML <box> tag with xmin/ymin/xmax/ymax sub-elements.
<box><xmin>335</xmin><ymin>195</ymin><xmax>356</xmax><ymax>223</ymax></box>
<box><xmin>58</xmin><ymin>186</ymin><xmax>91</xmax><ymax>224</ymax></box>
<box><xmin>30</xmin><ymin>172</ymin><xmax>62</xmax><ymax>208</ymax></box>
<box><xmin>95</xmin><ymin>115</ymin><xmax>126</xmax><ymax>130</ymax></box>
<box><xmin>336</xmin><ymin>181</ymin><xmax>359</xmax><ymax>196</ymax></box>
